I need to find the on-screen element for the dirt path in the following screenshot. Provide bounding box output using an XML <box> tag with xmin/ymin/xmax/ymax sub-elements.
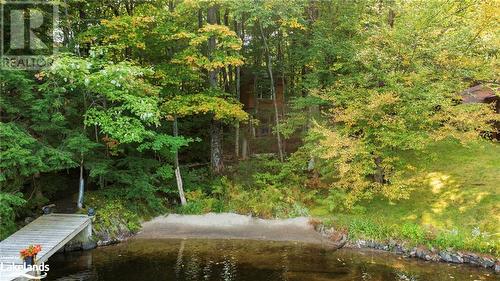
<box><xmin>135</xmin><ymin>213</ymin><xmax>330</xmax><ymax>245</ymax></box>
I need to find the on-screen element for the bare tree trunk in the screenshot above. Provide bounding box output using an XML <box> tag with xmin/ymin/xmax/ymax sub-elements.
<box><xmin>208</xmin><ymin>5</ymin><xmax>224</xmax><ymax>173</ymax></box>
<box><xmin>210</xmin><ymin>120</ymin><xmax>224</xmax><ymax>173</ymax></box>
<box><xmin>282</xmin><ymin>73</ymin><xmax>288</xmax><ymax>154</ymax></box>
<box><xmin>235</xmin><ymin>118</ymin><xmax>240</xmax><ymax>159</ymax></box>
<box><xmin>77</xmin><ymin>156</ymin><xmax>84</xmax><ymax>209</ymax></box>
<box><xmin>198</xmin><ymin>9</ymin><xmax>203</xmax><ymax>29</ymax></box>
<box><xmin>173</xmin><ymin>116</ymin><xmax>186</xmax><ymax>205</ymax></box>
<box><xmin>259</xmin><ymin>21</ymin><xmax>284</xmax><ymax>161</ymax></box>
<box><xmin>78</xmin><ymin>91</ymin><xmax>87</xmax><ymax>209</ymax></box>
<box><xmin>235</xmin><ymin>20</ymin><xmax>243</xmax><ymax>159</ymax></box>
<box><xmin>251</xmin><ymin>75</ymin><xmax>257</xmax><ymax>140</ymax></box>
<box><xmin>242</xmin><ymin>136</ymin><xmax>248</xmax><ymax>160</ymax></box>
<box><xmin>374</xmin><ymin>156</ymin><xmax>385</xmax><ymax>184</ymax></box>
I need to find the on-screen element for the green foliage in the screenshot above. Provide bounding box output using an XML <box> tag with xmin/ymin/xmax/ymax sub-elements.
<box><xmin>87</xmin><ymin>156</ymin><xmax>171</xmax><ymax>210</ymax></box>
<box><xmin>325</xmin><ymin>190</ymin><xmax>349</xmax><ymax>213</ymax></box>
<box><xmin>178</xmin><ymin>157</ymin><xmax>315</xmax><ymax>219</ymax></box>
<box><xmin>0</xmin><ymin>69</ymin><xmax>35</xmax><ymax>117</ymax></box>
<box><xmin>33</xmin><ymin>54</ymin><xmax>189</xmax><ymax>210</ymax></box>
<box><xmin>327</xmin><ymin>216</ymin><xmax>498</xmax><ymax>255</ymax></box>
<box><xmin>0</xmin><ymin>0</ymin><xmax>497</xmax><ymax>259</ymax></box>
<box><xmin>0</xmin><ymin>193</ymin><xmax>26</xmax><ymax>240</ymax></box>
<box><xmin>63</xmin><ymin>133</ymin><xmax>102</xmax><ymax>155</ymax></box>
<box><xmin>137</xmin><ymin>133</ymin><xmax>192</xmax><ymax>154</ymax></box>
<box><xmin>312</xmin><ymin>140</ymin><xmax>500</xmax><ymax>255</ymax></box>
<box><xmin>84</xmin><ymin>191</ymin><xmax>142</xmax><ymax>239</ymax></box>
<box><xmin>434</xmin><ymin>230</ymin><xmax>466</xmax><ymax>251</ymax></box>
<box><xmin>400</xmin><ymin>223</ymin><xmax>426</xmax><ymax>245</ymax></box>
<box><xmin>177</xmin><ymin>179</ymin><xmax>311</xmax><ymax>219</ymax></box>
<box><xmin>178</xmin><ymin>190</ymin><xmax>225</xmax><ymax>215</ymax></box>
<box><xmin>346</xmin><ymin>217</ymin><xmax>395</xmax><ymax>241</ymax></box>
<box><xmin>92</xmin><ymin>201</ymin><xmax>141</xmax><ymax>235</ymax></box>
<box><xmin>298</xmin><ymin>0</ymin><xmax>499</xmax><ymax>207</ymax></box>
<box><xmin>162</xmin><ymin>92</ymin><xmax>248</xmax><ymax>124</ymax></box>
<box><xmin>173</xmin><ymin>23</ymin><xmax>243</xmax><ymax>71</ymax></box>
<box><xmin>0</xmin><ymin>122</ymin><xmax>77</xmax><ymax>190</ymax></box>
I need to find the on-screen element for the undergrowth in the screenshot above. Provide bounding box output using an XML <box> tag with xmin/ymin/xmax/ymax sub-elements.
<box><xmin>83</xmin><ymin>188</ymin><xmax>164</xmax><ymax>240</ymax></box>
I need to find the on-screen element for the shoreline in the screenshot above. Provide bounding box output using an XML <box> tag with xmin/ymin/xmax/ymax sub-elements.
<box><xmin>71</xmin><ymin>213</ymin><xmax>499</xmax><ymax>273</ymax></box>
<box><xmin>345</xmin><ymin>239</ymin><xmax>499</xmax><ymax>272</ymax></box>
<box><xmin>134</xmin><ymin>213</ymin><xmax>344</xmax><ymax>248</ymax></box>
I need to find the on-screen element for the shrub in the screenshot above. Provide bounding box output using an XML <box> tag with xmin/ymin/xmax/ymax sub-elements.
<box><xmin>0</xmin><ymin>192</ymin><xmax>25</xmax><ymax>240</ymax></box>
<box><xmin>176</xmin><ymin>174</ymin><xmax>313</xmax><ymax>219</ymax></box>
<box><xmin>400</xmin><ymin>223</ymin><xmax>426</xmax><ymax>245</ymax></box>
<box><xmin>347</xmin><ymin>218</ymin><xmax>395</xmax><ymax>241</ymax></box>
<box><xmin>326</xmin><ymin>189</ymin><xmax>349</xmax><ymax>212</ymax></box>
<box><xmin>178</xmin><ymin>190</ymin><xmax>225</xmax><ymax>214</ymax></box>
<box><xmin>83</xmin><ymin>189</ymin><xmax>154</xmax><ymax>240</ymax></box>
<box><xmin>88</xmin><ymin>200</ymin><xmax>141</xmax><ymax>240</ymax></box>
<box><xmin>433</xmin><ymin>229</ymin><xmax>465</xmax><ymax>250</ymax></box>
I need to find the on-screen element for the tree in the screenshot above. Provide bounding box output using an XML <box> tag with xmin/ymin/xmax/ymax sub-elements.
<box><xmin>81</xmin><ymin>1</ymin><xmax>246</xmax><ymax>195</ymax></box>
<box><xmin>258</xmin><ymin>19</ymin><xmax>284</xmax><ymax>161</ymax></box>
<box><xmin>302</xmin><ymin>0</ymin><xmax>499</xmax><ymax>207</ymax></box>
<box><xmin>229</xmin><ymin>0</ymin><xmax>306</xmax><ymax>160</ymax></box>
<box><xmin>207</xmin><ymin>5</ymin><xmax>224</xmax><ymax>173</ymax></box>
<box><xmin>0</xmin><ymin>68</ymin><xmax>77</xmax><ymax>233</ymax></box>
<box><xmin>169</xmin><ymin>2</ymin><xmax>246</xmax><ymax>173</ymax></box>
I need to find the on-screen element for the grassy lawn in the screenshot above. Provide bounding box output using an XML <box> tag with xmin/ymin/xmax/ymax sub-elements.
<box><xmin>311</xmin><ymin>140</ymin><xmax>500</xmax><ymax>255</ymax></box>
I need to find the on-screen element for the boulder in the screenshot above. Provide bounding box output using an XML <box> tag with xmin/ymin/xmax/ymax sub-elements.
<box><xmin>439</xmin><ymin>251</ymin><xmax>453</xmax><ymax>263</ymax></box>
<box><xmin>64</xmin><ymin>241</ymin><xmax>82</xmax><ymax>252</ymax></box>
<box><xmin>415</xmin><ymin>246</ymin><xmax>429</xmax><ymax>259</ymax></box>
<box><xmin>479</xmin><ymin>257</ymin><xmax>495</xmax><ymax>268</ymax></box>
<box><xmin>438</xmin><ymin>251</ymin><xmax>463</xmax><ymax>263</ymax></box>
<box><xmin>424</xmin><ymin>253</ymin><xmax>440</xmax><ymax>262</ymax></box>
<box><xmin>449</xmin><ymin>252</ymin><xmax>463</xmax><ymax>263</ymax></box>
<box><xmin>461</xmin><ymin>252</ymin><xmax>482</xmax><ymax>265</ymax></box>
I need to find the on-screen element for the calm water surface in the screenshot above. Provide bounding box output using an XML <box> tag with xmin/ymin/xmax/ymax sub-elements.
<box><xmin>46</xmin><ymin>239</ymin><xmax>497</xmax><ymax>281</ymax></box>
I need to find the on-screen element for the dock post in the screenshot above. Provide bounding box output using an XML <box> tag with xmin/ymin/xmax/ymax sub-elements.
<box><xmin>64</xmin><ymin>219</ymin><xmax>95</xmax><ymax>251</ymax></box>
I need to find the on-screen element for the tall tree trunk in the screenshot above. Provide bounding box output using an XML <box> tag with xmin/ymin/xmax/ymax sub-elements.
<box><xmin>198</xmin><ymin>10</ymin><xmax>203</xmax><ymax>28</ymax></box>
<box><xmin>259</xmin><ymin>21</ymin><xmax>284</xmax><ymax>161</ymax></box>
<box><xmin>173</xmin><ymin>116</ymin><xmax>187</xmax><ymax>205</ymax></box>
<box><xmin>251</xmin><ymin>75</ymin><xmax>258</xmax><ymax>139</ymax></box>
<box><xmin>374</xmin><ymin>156</ymin><xmax>385</xmax><ymax>184</ymax></box>
<box><xmin>278</xmin><ymin>30</ymin><xmax>288</xmax><ymax>155</ymax></box>
<box><xmin>77</xmin><ymin>155</ymin><xmax>84</xmax><ymax>209</ymax></box>
<box><xmin>242</xmin><ymin>135</ymin><xmax>248</xmax><ymax>160</ymax></box>
<box><xmin>78</xmin><ymin>92</ymin><xmax>87</xmax><ymax>209</ymax></box>
<box><xmin>235</xmin><ymin>20</ymin><xmax>243</xmax><ymax>159</ymax></box>
<box><xmin>210</xmin><ymin>120</ymin><xmax>224</xmax><ymax>173</ymax></box>
<box><xmin>208</xmin><ymin>5</ymin><xmax>224</xmax><ymax>173</ymax></box>
<box><xmin>235</xmin><ymin>121</ymin><xmax>240</xmax><ymax>163</ymax></box>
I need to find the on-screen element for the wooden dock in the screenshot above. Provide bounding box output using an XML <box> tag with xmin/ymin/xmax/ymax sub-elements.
<box><xmin>0</xmin><ymin>214</ymin><xmax>92</xmax><ymax>281</ymax></box>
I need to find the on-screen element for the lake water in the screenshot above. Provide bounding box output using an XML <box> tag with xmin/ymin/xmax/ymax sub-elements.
<box><xmin>45</xmin><ymin>239</ymin><xmax>497</xmax><ymax>281</ymax></box>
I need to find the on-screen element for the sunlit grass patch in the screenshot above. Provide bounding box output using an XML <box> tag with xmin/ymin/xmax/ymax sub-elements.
<box><xmin>312</xmin><ymin>140</ymin><xmax>500</xmax><ymax>255</ymax></box>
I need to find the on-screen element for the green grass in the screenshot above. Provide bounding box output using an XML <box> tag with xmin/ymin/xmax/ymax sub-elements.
<box><xmin>311</xmin><ymin>139</ymin><xmax>500</xmax><ymax>255</ymax></box>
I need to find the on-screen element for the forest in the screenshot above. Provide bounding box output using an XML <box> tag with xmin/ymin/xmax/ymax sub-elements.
<box><xmin>1</xmin><ymin>0</ymin><xmax>499</xmax><ymax>259</ymax></box>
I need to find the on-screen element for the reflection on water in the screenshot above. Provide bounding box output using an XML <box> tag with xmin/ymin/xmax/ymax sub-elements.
<box><xmin>46</xmin><ymin>239</ymin><xmax>497</xmax><ymax>281</ymax></box>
